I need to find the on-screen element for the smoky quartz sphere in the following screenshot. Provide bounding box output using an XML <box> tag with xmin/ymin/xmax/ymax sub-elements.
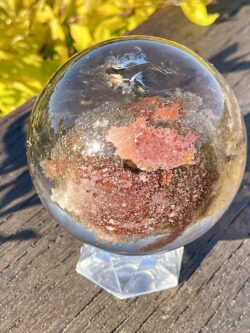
<box><xmin>27</xmin><ymin>36</ymin><xmax>246</xmax><ymax>255</ymax></box>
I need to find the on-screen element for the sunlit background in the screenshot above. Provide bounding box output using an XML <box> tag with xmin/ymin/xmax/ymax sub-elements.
<box><xmin>0</xmin><ymin>0</ymin><xmax>218</xmax><ymax>117</ymax></box>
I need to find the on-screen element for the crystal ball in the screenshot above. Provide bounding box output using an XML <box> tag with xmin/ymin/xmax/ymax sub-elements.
<box><xmin>27</xmin><ymin>36</ymin><xmax>246</xmax><ymax>255</ymax></box>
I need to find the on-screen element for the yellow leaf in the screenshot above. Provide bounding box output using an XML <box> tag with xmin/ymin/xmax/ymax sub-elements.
<box><xmin>179</xmin><ymin>0</ymin><xmax>219</xmax><ymax>26</ymax></box>
<box><xmin>35</xmin><ymin>4</ymin><xmax>54</xmax><ymax>23</ymax></box>
<box><xmin>0</xmin><ymin>50</ymin><xmax>9</xmax><ymax>59</ymax></box>
<box><xmin>70</xmin><ymin>24</ymin><xmax>92</xmax><ymax>51</ymax></box>
<box><xmin>54</xmin><ymin>44</ymin><xmax>69</xmax><ymax>63</ymax></box>
<box><xmin>50</xmin><ymin>18</ymin><xmax>65</xmax><ymax>40</ymax></box>
<box><xmin>93</xmin><ymin>17</ymin><xmax>126</xmax><ymax>42</ymax></box>
<box><xmin>97</xmin><ymin>3</ymin><xmax>122</xmax><ymax>16</ymax></box>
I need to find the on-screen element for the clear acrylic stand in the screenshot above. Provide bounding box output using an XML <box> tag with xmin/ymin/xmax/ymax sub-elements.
<box><xmin>76</xmin><ymin>244</ymin><xmax>184</xmax><ymax>299</ymax></box>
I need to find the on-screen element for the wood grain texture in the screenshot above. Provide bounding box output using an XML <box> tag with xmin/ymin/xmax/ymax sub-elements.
<box><xmin>0</xmin><ymin>1</ymin><xmax>250</xmax><ymax>332</ymax></box>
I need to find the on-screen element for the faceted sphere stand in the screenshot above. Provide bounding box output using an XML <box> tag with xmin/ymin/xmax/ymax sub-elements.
<box><xmin>76</xmin><ymin>244</ymin><xmax>184</xmax><ymax>299</ymax></box>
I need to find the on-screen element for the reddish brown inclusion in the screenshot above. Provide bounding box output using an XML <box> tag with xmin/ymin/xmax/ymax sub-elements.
<box><xmin>42</xmin><ymin>96</ymin><xmax>216</xmax><ymax>245</ymax></box>
<box><xmin>107</xmin><ymin>98</ymin><xmax>197</xmax><ymax>171</ymax></box>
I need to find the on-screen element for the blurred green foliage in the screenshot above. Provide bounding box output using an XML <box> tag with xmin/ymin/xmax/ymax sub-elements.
<box><xmin>0</xmin><ymin>0</ymin><xmax>218</xmax><ymax>117</ymax></box>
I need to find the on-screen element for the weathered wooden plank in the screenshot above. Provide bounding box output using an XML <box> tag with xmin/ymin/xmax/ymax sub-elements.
<box><xmin>0</xmin><ymin>1</ymin><xmax>250</xmax><ymax>333</ymax></box>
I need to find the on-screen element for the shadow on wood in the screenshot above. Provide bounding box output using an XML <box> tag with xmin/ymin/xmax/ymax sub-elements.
<box><xmin>0</xmin><ymin>110</ymin><xmax>40</xmax><ymax>219</ymax></box>
<box><xmin>209</xmin><ymin>0</ymin><xmax>250</xmax><ymax>21</ymax></box>
<box><xmin>0</xmin><ymin>229</ymin><xmax>41</xmax><ymax>244</ymax></box>
<box><xmin>209</xmin><ymin>43</ymin><xmax>250</xmax><ymax>74</ymax></box>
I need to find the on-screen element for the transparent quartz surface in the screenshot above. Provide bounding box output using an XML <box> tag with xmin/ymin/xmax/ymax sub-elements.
<box><xmin>27</xmin><ymin>36</ymin><xmax>246</xmax><ymax>255</ymax></box>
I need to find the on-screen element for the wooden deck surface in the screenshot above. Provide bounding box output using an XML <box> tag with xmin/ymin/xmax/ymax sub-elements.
<box><xmin>1</xmin><ymin>1</ymin><xmax>250</xmax><ymax>332</ymax></box>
